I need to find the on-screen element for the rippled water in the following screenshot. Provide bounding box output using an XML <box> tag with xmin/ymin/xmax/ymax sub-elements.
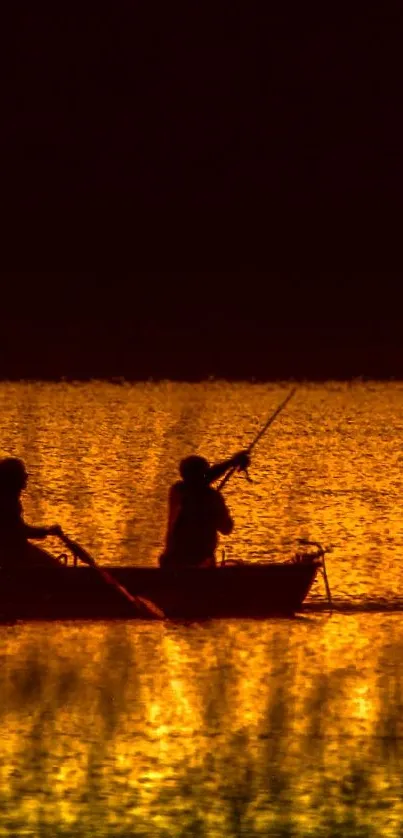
<box><xmin>1</xmin><ymin>381</ymin><xmax>403</xmax><ymax>836</ymax></box>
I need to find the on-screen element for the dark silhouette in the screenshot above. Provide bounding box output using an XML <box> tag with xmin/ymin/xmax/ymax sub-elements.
<box><xmin>160</xmin><ymin>450</ymin><xmax>250</xmax><ymax>569</ymax></box>
<box><xmin>0</xmin><ymin>458</ymin><xmax>62</xmax><ymax>567</ymax></box>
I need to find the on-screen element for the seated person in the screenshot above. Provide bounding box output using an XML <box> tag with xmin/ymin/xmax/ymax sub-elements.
<box><xmin>0</xmin><ymin>457</ymin><xmax>63</xmax><ymax>567</ymax></box>
<box><xmin>160</xmin><ymin>450</ymin><xmax>249</xmax><ymax>569</ymax></box>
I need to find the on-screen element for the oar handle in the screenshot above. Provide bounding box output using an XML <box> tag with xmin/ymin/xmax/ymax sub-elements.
<box><xmin>57</xmin><ymin>532</ymin><xmax>95</xmax><ymax>565</ymax></box>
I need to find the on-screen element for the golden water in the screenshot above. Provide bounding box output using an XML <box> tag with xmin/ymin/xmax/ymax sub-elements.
<box><xmin>1</xmin><ymin>381</ymin><xmax>403</xmax><ymax>837</ymax></box>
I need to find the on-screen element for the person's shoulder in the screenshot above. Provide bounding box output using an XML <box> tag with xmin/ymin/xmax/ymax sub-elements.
<box><xmin>169</xmin><ymin>481</ymin><xmax>184</xmax><ymax>494</ymax></box>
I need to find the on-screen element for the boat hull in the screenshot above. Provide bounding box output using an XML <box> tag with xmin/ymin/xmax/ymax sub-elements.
<box><xmin>0</xmin><ymin>562</ymin><xmax>319</xmax><ymax>620</ymax></box>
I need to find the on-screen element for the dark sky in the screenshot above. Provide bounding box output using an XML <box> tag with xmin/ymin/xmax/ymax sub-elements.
<box><xmin>5</xmin><ymin>8</ymin><xmax>401</xmax><ymax>240</ymax></box>
<box><xmin>1</xmin><ymin>272</ymin><xmax>402</xmax><ymax>379</ymax></box>
<box><xmin>3</xmin><ymin>9</ymin><xmax>402</xmax><ymax>375</ymax></box>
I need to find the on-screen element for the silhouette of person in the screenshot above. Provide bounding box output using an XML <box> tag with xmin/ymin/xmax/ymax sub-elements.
<box><xmin>160</xmin><ymin>450</ymin><xmax>250</xmax><ymax>569</ymax></box>
<box><xmin>0</xmin><ymin>457</ymin><xmax>63</xmax><ymax>567</ymax></box>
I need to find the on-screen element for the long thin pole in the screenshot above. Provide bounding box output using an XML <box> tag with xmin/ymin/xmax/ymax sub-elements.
<box><xmin>58</xmin><ymin>532</ymin><xmax>165</xmax><ymax>619</ymax></box>
<box><xmin>218</xmin><ymin>387</ymin><xmax>297</xmax><ymax>491</ymax></box>
<box><xmin>321</xmin><ymin>555</ymin><xmax>333</xmax><ymax>611</ymax></box>
<box><xmin>247</xmin><ymin>387</ymin><xmax>297</xmax><ymax>455</ymax></box>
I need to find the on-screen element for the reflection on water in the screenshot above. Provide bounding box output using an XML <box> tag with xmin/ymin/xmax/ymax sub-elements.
<box><xmin>1</xmin><ymin>381</ymin><xmax>403</xmax><ymax>836</ymax></box>
<box><xmin>2</xmin><ymin>617</ymin><xmax>403</xmax><ymax>837</ymax></box>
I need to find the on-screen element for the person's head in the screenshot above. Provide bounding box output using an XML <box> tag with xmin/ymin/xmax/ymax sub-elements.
<box><xmin>0</xmin><ymin>458</ymin><xmax>28</xmax><ymax>493</ymax></box>
<box><xmin>179</xmin><ymin>455</ymin><xmax>209</xmax><ymax>487</ymax></box>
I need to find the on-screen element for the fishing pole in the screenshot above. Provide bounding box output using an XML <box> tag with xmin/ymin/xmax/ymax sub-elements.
<box><xmin>218</xmin><ymin>387</ymin><xmax>297</xmax><ymax>491</ymax></box>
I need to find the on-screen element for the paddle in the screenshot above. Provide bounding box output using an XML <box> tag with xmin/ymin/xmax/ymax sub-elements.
<box><xmin>57</xmin><ymin>532</ymin><xmax>165</xmax><ymax>620</ymax></box>
<box><xmin>217</xmin><ymin>387</ymin><xmax>297</xmax><ymax>491</ymax></box>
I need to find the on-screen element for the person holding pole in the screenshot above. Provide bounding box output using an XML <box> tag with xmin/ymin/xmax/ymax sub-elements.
<box><xmin>159</xmin><ymin>450</ymin><xmax>250</xmax><ymax>569</ymax></box>
<box><xmin>160</xmin><ymin>389</ymin><xmax>296</xmax><ymax>570</ymax></box>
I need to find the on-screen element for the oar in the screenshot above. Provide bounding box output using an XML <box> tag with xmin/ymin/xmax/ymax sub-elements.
<box><xmin>218</xmin><ymin>387</ymin><xmax>297</xmax><ymax>491</ymax></box>
<box><xmin>58</xmin><ymin>532</ymin><xmax>165</xmax><ymax>620</ymax></box>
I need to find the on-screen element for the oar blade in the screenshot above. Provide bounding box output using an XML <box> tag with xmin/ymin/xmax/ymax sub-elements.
<box><xmin>99</xmin><ymin>568</ymin><xmax>165</xmax><ymax>620</ymax></box>
<box><xmin>58</xmin><ymin>533</ymin><xmax>165</xmax><ymax>620</ymax></box>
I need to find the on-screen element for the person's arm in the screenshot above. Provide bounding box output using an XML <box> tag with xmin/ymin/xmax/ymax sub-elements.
<box><xmin>23</xmin><ymin>523</ymin><xmax>63</xmax><ymax>540</ymax></box>
<box><xmin>206</xmin><ymin>450</ymin><xmax>250</xmax><ymax>484</ymax></box>
<box><xmin>11</xmin><ymin>500</ymin><xmax>63</xmax><ymax>541</ymax></box>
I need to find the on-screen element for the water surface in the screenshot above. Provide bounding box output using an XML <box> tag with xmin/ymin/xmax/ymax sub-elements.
<box><xmin>1</xmin><ymin>381</ymin><xmax>403</xmax><ymax>836</ymax></box>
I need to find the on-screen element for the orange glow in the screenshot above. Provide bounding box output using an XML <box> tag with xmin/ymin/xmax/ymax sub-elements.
<box><xmin>1</xmin><ymin>381</ymin><xmax>403</xmax><ymax>835</ymax></box>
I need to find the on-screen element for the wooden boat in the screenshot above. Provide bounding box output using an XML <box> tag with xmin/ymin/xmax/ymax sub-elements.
<box><xmin>0</xmin><ymin>558</ymin><xmax>321</xmax><ymax>621</ymax></box>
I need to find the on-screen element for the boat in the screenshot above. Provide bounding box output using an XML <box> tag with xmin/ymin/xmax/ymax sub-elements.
<box><xmin>0</xmin><ymin>556</ymin><xmax>321</xmax><ymax>621</ymax></box>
